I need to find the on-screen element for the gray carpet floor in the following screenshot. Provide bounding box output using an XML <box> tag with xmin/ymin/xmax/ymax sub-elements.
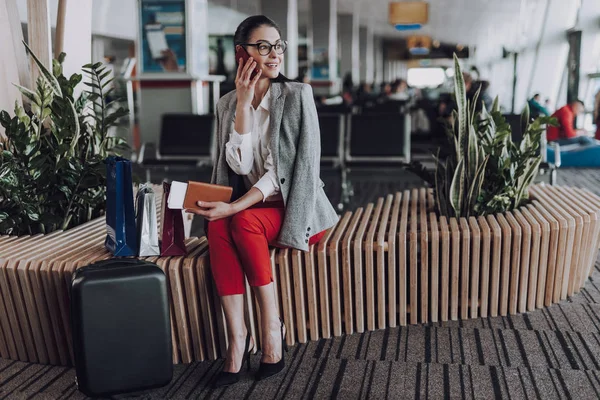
<box><xmin>1</xmin><ymin>167</ymin><xmax>600</xmax><ymax>400</ymax></box>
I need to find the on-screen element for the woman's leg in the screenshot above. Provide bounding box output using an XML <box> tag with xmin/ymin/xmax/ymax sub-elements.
<box><xmin>253</xmin><ymin>284</ymin><xmax>284</xmax><ymax>363</ymax></box>
<box><xmin>220</xmin><ymin>295</ymin><xmax>250</xmax><ymax>372</ymax></box>
<box><xmin>229</xmin><ymin>206</ymin><xmax>285</xmax><ymax>363</ymax></box>
<box><xmin>207</xmin><ymin>218</ymin><xmax>251</xmax><ymax>372</ymax></box>
<box><xmin>227</xmin><ymin>206</ymin><xmax>328</xmax><ymax>363</ymax></box>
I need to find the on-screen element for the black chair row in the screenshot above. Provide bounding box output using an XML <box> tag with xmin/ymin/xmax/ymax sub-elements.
<box><xmin>318</xmin><ymin>112</ymin><xmax>411</xmax><ymax>210</ymax></box>
<box><xmin>319</xmin><ymin>112</ymin><xmax>411</xmax><ymax>164</ymax></box>
<box><xmin>137</xmin><ymin>112</ymin><xmax>410</xmax><ymax>210</ymax></box>
<box><xmin>316</xmin><ymin>100</ymin><xmax>409</xmax><ymax>116</ymax></box>
<box><xmin>138</xmin><ymin>114</ymin><xmax>215</xmax><ymax>181</ymax></box>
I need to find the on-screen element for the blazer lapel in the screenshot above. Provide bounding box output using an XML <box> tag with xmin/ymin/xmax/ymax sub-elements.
<box><xmin>268</xmin><ymin>83</ymin><xmax>286</xmax><ymax>172</ymax></box>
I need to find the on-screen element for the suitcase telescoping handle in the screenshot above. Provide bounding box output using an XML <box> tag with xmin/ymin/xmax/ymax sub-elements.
<box><xmin>74</xmin><ymin>259</ymin><xmax>152</xmax><ymax>278</ymax></box>
<box><xmin>85</xmin><ymin>258</ymin><xmax>148</xmax><ymax>269</ymax></box>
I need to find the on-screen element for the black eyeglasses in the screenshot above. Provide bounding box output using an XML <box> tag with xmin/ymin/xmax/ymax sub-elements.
<box><xmin>241</xmin><ymin>40</ymin><xmax>288</xmax><ymax>56</ymax></box>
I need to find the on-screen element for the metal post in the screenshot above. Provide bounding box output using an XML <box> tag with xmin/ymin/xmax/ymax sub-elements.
<box><xmin>511</xmin><ymin>52</ymin><xmax>518</xmax><ymax>114</ymax></box>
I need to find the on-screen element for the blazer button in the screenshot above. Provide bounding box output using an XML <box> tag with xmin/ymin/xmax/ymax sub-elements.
<box><xmin>307</xmin><ymin>227</ymin><xmax>311</xmax><ymax>232</ymax></box>
<box><xmin>280</xmin><ymin>178</ymin><xmax>285</xmax><ymax>184</ymax></box>
<box><xmin>306</xmin><ymin>233</ymin><xmax>310</xmax><ymax>237</ymax></box>
<box><xmin>305</xmin><ymin>239</ymin><xmax>308</xmax><ymax>243</ymax></box>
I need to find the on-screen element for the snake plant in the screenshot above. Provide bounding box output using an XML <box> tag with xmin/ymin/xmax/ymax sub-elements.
<box><xmin>409</xmin><ymin>54</ymin><xmax>556</xmax><ymax>218</ymax></box>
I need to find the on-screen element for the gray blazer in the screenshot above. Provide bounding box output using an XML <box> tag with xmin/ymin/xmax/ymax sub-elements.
<box><xmin>210</xmin><ymin>81</ymin><xmax>339</xmax><ymax>251</ymax></box>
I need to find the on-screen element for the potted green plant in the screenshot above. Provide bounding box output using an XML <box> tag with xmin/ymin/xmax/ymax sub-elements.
<box><xmin>0</xmin><ymin>42</ymin><xmax>129</xmax><ymax>236</ymax></box>
<box><xmin>408</xmin><ymin>54</ymin><xmax>557</xmax><ymax>218</ymax></box>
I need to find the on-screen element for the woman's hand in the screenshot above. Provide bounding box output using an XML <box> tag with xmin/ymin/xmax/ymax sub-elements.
<box><xmin>186</xmin><ymin>201</ymin><xmax>237</xmax><ymax>221</ymax></box>
<box><xmin>235</xmin><ymin>56</ymin><xmax>262</xmax><ymax>108</ymax></box>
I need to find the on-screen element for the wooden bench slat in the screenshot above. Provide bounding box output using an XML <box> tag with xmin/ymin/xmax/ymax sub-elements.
<box><xmin>354</xmin><ymin>203</ymin><xmax>374</xmax><ymax>332</ymax></box>
<box><xmin>419</xmin><ymin>189</ymin><xmax>429</xmax><ymax>324</ymax></box>
<box><xmin>504</xmin><ymin>212</ymin><xmax>522</xmax><ymax>315</ymax></box>
<box><xmin>486</xmin><ymin>215</ymin><xmax>502</xmax><ymax>317</ymax></box>
<box><xmin>328</xmin><ymin>212</ymin><xmax>353</xmax><ymax>336</ymax></box>
<box><xmin>377</xmin><ymin>195</ymin><xmax>394</xmax><ymax>328</ymax></box>
<box><xmin>459</xmin><ymin>218</ymin><xmax>470</xmax><ymax>320</ymax></box>
<box><xmin>317</xmin><ymin>225</ymin><xmax>337</xmax><ymax>338</ymax></box>
<box><xmin>520</xmin><ymin>208</ymin><xmax>542</xmax><ymax>312</ymax></box>
<box><xmin>477</xmin><ymin>216</ymin><xmax>491</xmax><ymax>318</ymax></box>
<box><xmin>439</xmin><ymin>216</ymin><xmax>450</xmax><ymax>322</ymax></box>
<box><xmin>468</xmin><ymin>217</ymin><xmax>481</xmax><ymax>319</ymax></box>
<box><xmin>387</xmin><ymin>193</ymin><xmax>402</xmax><ymax>328</ymax></box>
<box><xmin>291</xmin><ymin>249</ymin><xmax>307</xmax><ymax>343</ymax></box>
<box><xmin>430</xmin><ymin>213</ymin><xmax>440</xmax><ymax>323</ymax></box>
<box><xmin>181</xmin><ymin>237</ymin><xmax>210</xmax><ymax>361</ymax></box>
<box><xmin>304</xmin><ymin>245</ymin><xmax>320</xmax><ymax>341</ymax></box>
<box><xmin>449</xmin><ymin>218</ymin><xmax>460</xmax><ymax>321</ymax></box>
<box><xmin>513</xmin><ymin>210</ymin><xmax>532</xmax><ymax>314</ymax></box>
<box><xmin>398</xmin><ymin>191</ymin><xmax>410</xmax><ymax>325</ymax></box>
<box><xmin>342</xmin><ymin>209</ymin><xmax>364</xmax><ymax>334</ymax></box>
<box><xmin>409</xmin><ymin>190</ymin><xmax>419</xmax><ymax>324</ymax></box>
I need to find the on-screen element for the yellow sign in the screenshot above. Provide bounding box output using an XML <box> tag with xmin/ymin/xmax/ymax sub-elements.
<box><xmin>389</xmin><ymin>2</ymin><xmax>429</xmax><ymax>26</ymax></box>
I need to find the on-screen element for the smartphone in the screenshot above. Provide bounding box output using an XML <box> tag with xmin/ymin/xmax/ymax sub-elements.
<box><xmin>235</xmin><ymin>46</ymin><xmax>260</xmax><ymax>79</ymax></box>
<box><xmin>145</xmin><ymin>23</ymin><xmax>169</xmax><ymax>60</ymax></box>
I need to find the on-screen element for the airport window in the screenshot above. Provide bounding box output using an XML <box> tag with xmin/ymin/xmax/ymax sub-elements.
<box><xmin>407</xmin><ymin>67</ymin><xmax>446</xmax><ymax>88</ymax></box>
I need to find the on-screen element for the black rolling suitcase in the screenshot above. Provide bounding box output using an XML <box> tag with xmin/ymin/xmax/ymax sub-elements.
<box><xmin>70</xmin><ymin>259</ymin><xmax>173</xmax><ymax>397</ymax></box>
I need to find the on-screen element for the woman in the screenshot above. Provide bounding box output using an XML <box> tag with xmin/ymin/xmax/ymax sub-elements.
<box><xmin>188</xmin><ymin>15</ymin><xmax>339</xmax><ymax>387</ymax></box>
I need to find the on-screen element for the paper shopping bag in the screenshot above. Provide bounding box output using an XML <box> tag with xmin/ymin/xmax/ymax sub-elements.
<box><xmin>104</xmin><ymin>156</ymin><xmax>138</xmax><ymax>256</ymax></box>
<box><xmin>160</xmin><ymin>181</ymin><xmax>186</xmax><ymax>256</ymax></box>
<box><xmin>136</xmin><ymin>184</ymin><xmax>160</xmax><ymax>256</ymax></box>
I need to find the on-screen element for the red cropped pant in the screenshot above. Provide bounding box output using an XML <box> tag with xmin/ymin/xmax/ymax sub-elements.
<box><xmin>208</xmin><ymin>200</ymin><xmax>325</xmax><ymax>296</ymax></box>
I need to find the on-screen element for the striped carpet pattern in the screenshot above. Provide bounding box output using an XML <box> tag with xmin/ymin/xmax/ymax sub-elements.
<box><xmin>1</xmin><ymin>168</ymin><xmax>600</xmax><ymax>399</ymax></box>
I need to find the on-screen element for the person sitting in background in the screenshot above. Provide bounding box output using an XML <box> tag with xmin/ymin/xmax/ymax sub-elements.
<box><xmin>546</xmin><ymin>99</ymin><xmax>596</xmax><ymax>146</ymax></box>
<box><xmin>527</xmin><ymin>93</ymin><xmax>550</xmax><ymax>117</ymax></box>
<box><xmin>463</xmin><ymin>72</ymin><xmax>493</xmax><ymax>111</ymax></box>
<box><xmin>342</xmin><ymin>89</ymin><xmax>354</xmax><ymax>106</ymax></box>
<box><xmin>380</xmin><ymin>82</ymin><xmax>392</xmax><ymax>97</ymax></box>
<box><xmin>355</xmin><ymin>82</ymin><xmax>376</xmax><ymax>106</ymax></box>
<box><xmin>388</xmin><ymin>79</ymin><xmax>410</xmax><ymax>101</ymax></box>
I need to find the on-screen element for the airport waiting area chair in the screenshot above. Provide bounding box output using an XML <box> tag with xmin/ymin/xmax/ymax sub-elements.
<box><xmin>317</xmin><ymin>110</ymin><xmax>412</xmax><ymax>210</ymax></box>
<box><xmin>138</xmin><ymin>114</ymin><xmax>215</xmax><ymax>181</ymax></box>
<box><xmin>318</xmin><ymin>113</ymin><xmax>352</xmax><ymax>211</ymax></box>
<box><xmin>346</xmin><ymin>113</ymin><xmax>411</xmax><ymax>164</ymax></box>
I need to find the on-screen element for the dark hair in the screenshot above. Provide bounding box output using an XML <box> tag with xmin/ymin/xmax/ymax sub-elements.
<box><xmin>234</xmin><ymin>15</ymin><xmax>292</xmax><ymax>83</ymax></box>
<box><xmin>573</xmin><ymin>99</ymin><xmax>585</xmax><ymax>107</ymax></box>
<box><xmin>533</xmin><ymin>93</ymin><xmax>540</xmax><ymax>98</ymax></box>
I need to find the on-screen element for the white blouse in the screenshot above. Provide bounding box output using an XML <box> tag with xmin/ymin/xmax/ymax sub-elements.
<box><xmin>225</xmin><ymin>87</ymin><xmax>281</xmax><ymax>202</ymax></box>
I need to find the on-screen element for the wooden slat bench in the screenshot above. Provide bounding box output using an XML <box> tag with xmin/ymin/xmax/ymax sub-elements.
<box><xmin>1</xmin><ymin>184</ymin><xmax>600</xmax><ymax>367</ymax></box>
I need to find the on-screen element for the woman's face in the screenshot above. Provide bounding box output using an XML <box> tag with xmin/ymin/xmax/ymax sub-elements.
<box><xmin>245</xmin><ymin>26</ymin><xmax>284</xmax><ymax>80</ymax></box>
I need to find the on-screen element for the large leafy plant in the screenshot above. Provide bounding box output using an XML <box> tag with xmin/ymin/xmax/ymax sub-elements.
<box><xmin>409</xmin><ymin>54</ymin><xmax>556</xmax><ymax>218</ymax></box>
<box><xmin>0</xmin><ymin>42</ymin><xmax>129</xmax><ymax>235</ymax></box>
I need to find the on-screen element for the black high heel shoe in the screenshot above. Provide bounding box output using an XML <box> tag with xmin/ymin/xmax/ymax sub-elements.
<box><xmin>212</xmin><ymin>332</ymin><xmax>253</xmax><ymax>388</ymax></box>
<box><xmin>255</xmin><ymin>318</ymin><xmax>288</xmax><ymax>381</ymax></box>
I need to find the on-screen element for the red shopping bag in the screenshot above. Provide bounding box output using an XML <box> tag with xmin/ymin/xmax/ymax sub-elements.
<box><xmin>160</xmin><ymin>181</ymin><xmax>187</xmax><ymax>256</ymax></box>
